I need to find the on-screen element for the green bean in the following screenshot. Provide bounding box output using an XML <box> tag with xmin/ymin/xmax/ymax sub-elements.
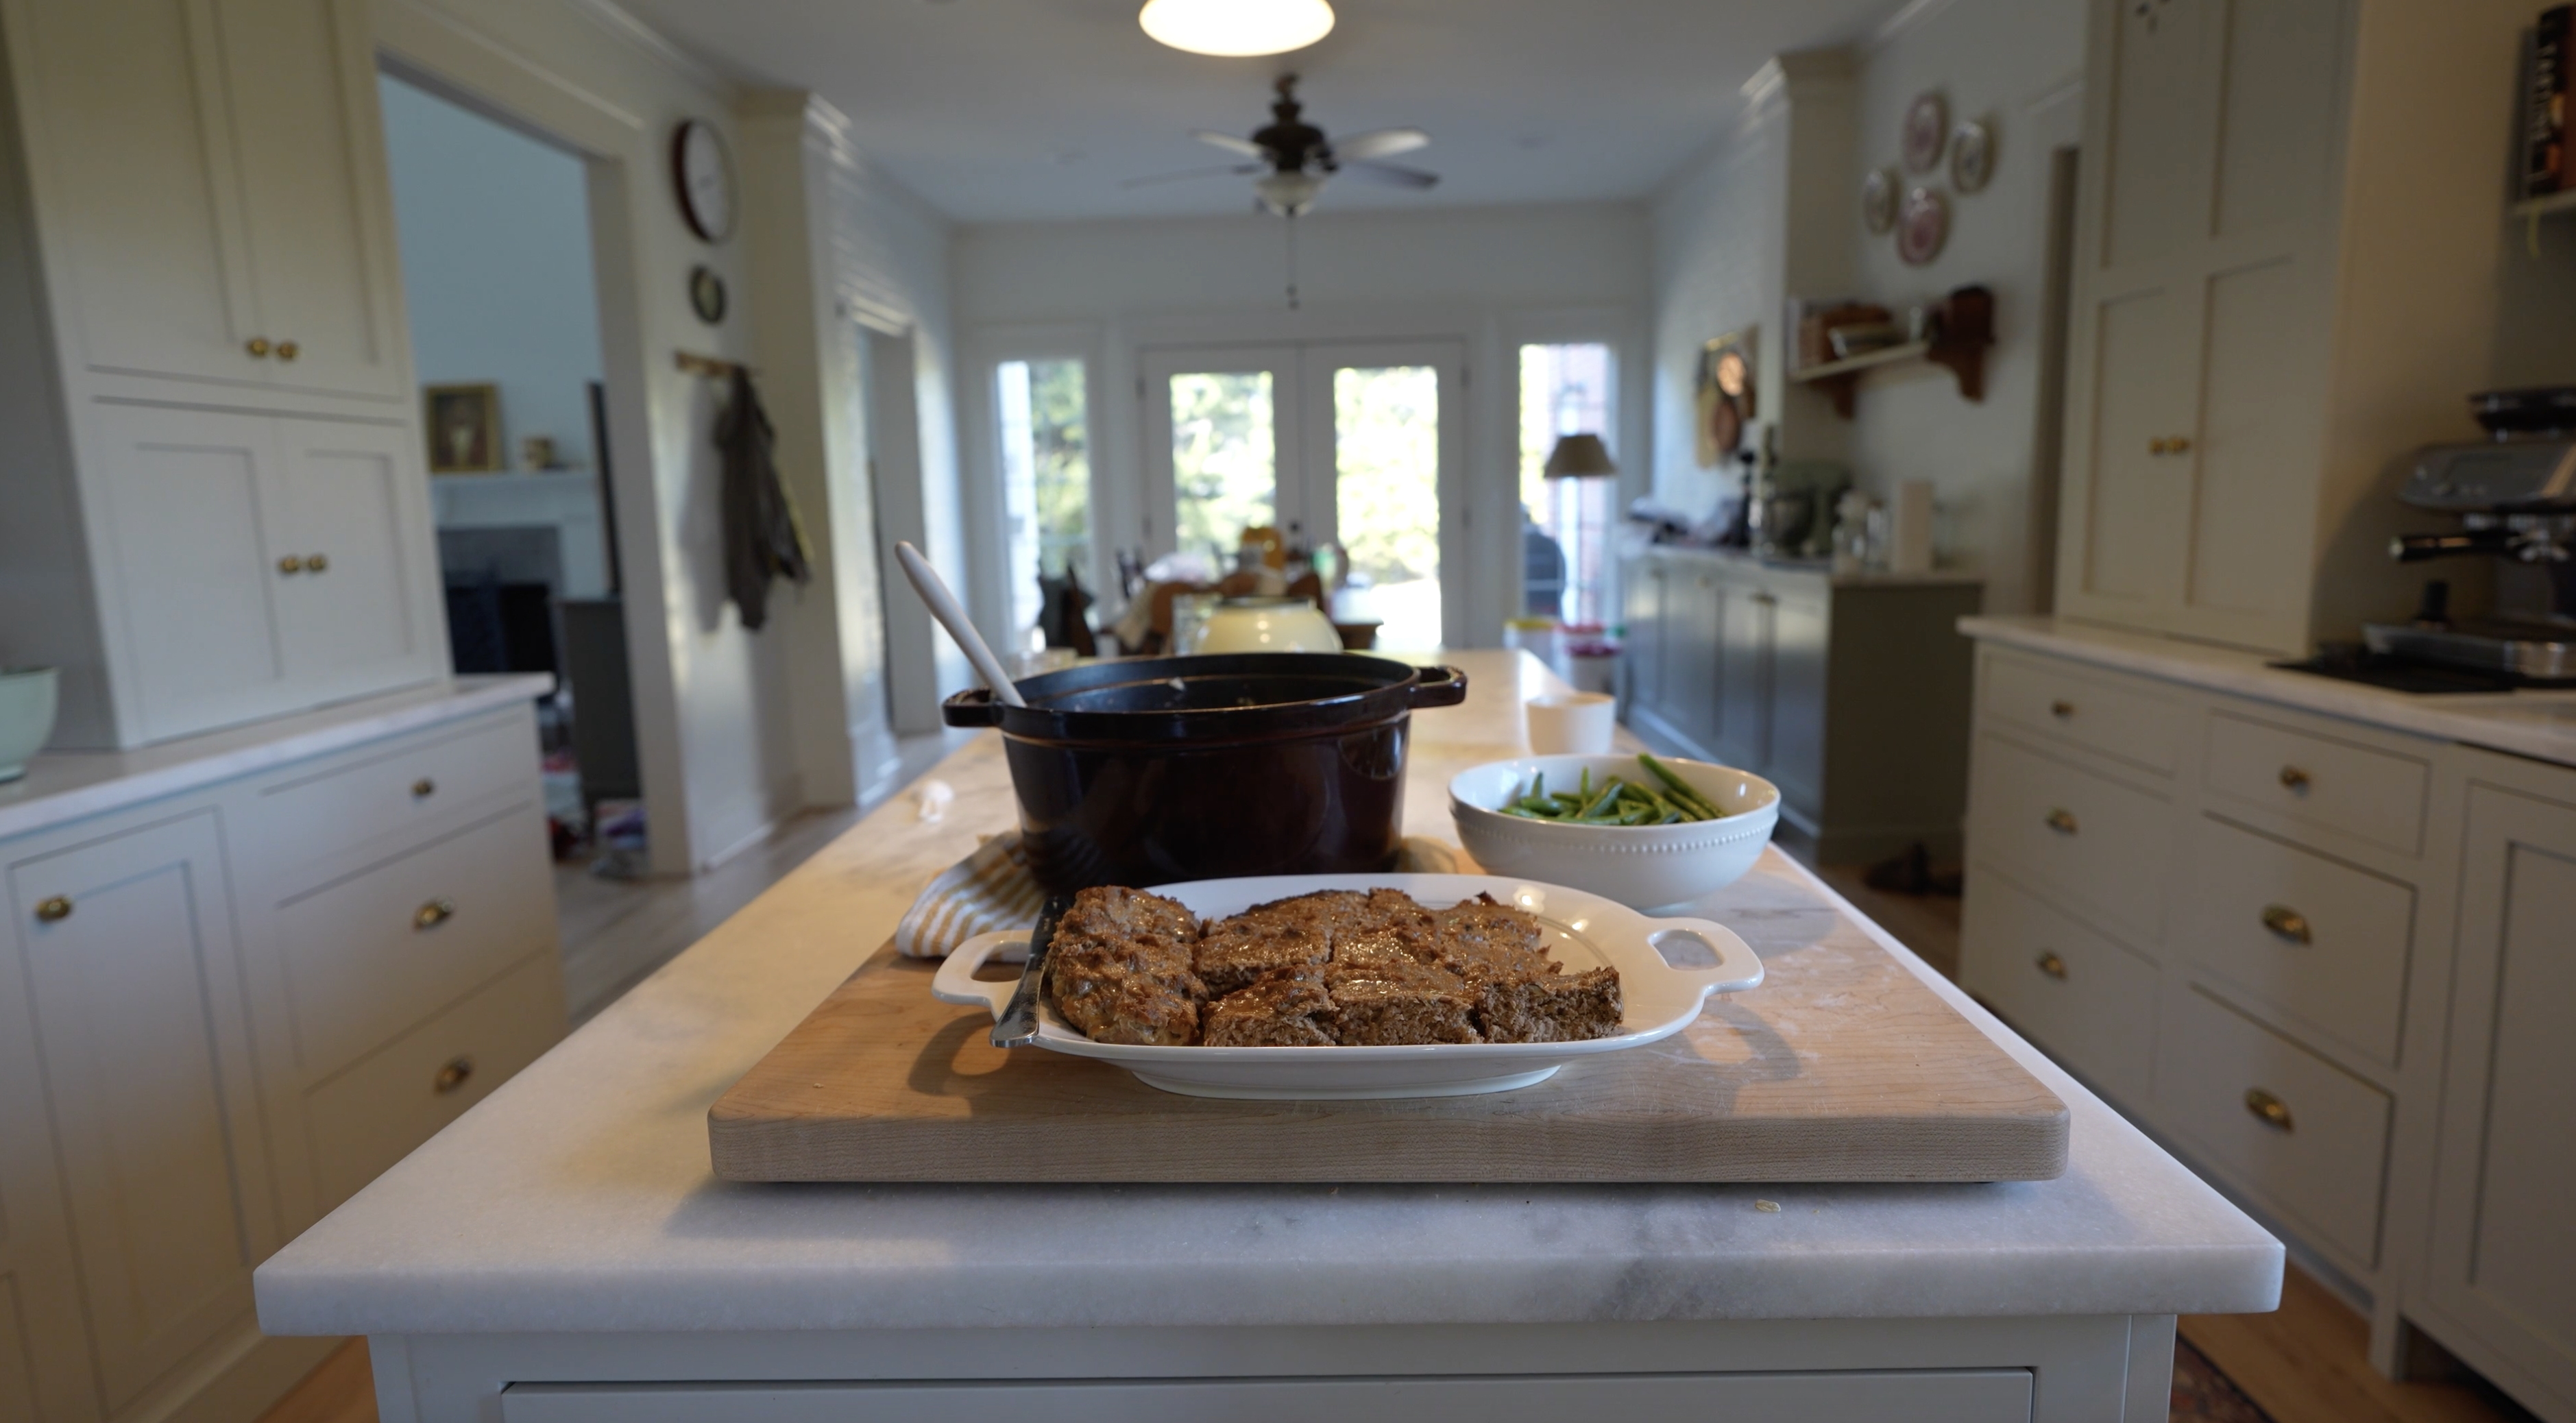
<box><xmin>1639</xmin><ymin>753</ymin><xmax>1724</xmax><ymax>820</ymax></box>
<box><xmin>1492</xmin><ymin>755</ymin><xmax>1731</xmax><ymax>826</ymax></box>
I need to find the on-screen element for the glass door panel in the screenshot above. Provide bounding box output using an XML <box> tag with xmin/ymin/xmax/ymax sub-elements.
<box><xmin>1169</xmin><ymin>370</ymin><xmax>1278</xmax><ymax>555</ymax></box>
<box><xmin>1327</xmin><ymin>364</ymin><xmax>1442</xmax><ymax>650</ymax></box>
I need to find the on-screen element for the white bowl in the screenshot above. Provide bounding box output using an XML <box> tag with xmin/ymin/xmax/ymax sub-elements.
<box><xmin>1448</xmin><ymin>753</ymin><xmax>1780</xmax><ymax>910</ymax></box>
<box><xmin>0</xmin><ymin>668</ymin><xmax>59</xmax><ymax>783</ymax></box>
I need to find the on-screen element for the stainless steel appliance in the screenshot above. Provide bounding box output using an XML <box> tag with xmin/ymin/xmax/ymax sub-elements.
<box><xmin>2372</xmin><ymin>415</ymin><xmax>2576</xmax><ymax>683</ymax></box>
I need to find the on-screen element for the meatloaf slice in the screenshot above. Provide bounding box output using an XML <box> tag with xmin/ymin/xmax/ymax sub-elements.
<box><xmin>1475</xmin><ymin>966</ymin><xmax>1625</xmax><ymax>1043</ymax></box>
<box><xmin>1195</xmin><ymin>910</ymin><xmax>1333</xmax><ymax>997</ymax></box>
<box><xmin>1200</xmin><ymin>968</ymin><xmax>1338</xmax><ymax>1047</ymax></box>
<box><xmin>1047</xmin><ymin>885</ymin><xmax>1206</xmax><ymax>1045</ymax></box>
<box><xmin>1054</xmin><ymin>973</ymin><xmax>1202</xmax><ymax>1046</ymax></box>
<box><xmin>1324</xmin><ymin>940</ymin><xmax>1480</xmax><ymax>1045</ymax></box>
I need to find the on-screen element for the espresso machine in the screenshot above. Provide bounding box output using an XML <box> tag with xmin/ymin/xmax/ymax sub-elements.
<box><xmin>2369</xmin><ymin>389</ymin><xmax>2576</xmax><ymax>685</ymax></box>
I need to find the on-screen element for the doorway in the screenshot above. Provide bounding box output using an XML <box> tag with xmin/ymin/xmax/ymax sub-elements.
<box><xmin>1141</xmin><ymin>340</ymin><xmax>1464</xmax><ymax>650</ymax></box>
<box><xmin>376</xmin><ymin>73</ymin><xmax>644</xmax><ymax>874</ymax></box>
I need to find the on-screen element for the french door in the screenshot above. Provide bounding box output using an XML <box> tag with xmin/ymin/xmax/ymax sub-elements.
<box><xmin>1142</xmin><ymin>340</ymin><xmax>1464</xmax><ymax>650</ymax></box>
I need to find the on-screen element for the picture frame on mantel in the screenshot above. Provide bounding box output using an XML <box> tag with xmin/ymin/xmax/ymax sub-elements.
<box><xmin>425</xmin><ymin>383</ymin><xmax>502</xmax><ymax>474</ymax></box>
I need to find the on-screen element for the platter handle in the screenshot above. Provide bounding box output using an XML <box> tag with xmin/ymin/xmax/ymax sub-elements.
<box><xmin>1643</xmin><ymin>920</ymin><xmax>1766</xmax><ymax>999</ymax></box>
<box><xmin>929</xmin><ymin>929</ymin><xmax>1030</xmax><ymax>1019</ymax></box>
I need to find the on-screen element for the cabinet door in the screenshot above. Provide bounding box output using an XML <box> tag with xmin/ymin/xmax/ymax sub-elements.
<box><xmin>270</xmin><ymin>417</ymin><xmax>445</xmax><ymax>698</ymax></box>
<box><xmin>0</xmin><ymin>891</ymin><xmax>100</xmax><ymax>1421</ymax></box>
<box><xmin>86</xmin><ymin>403</ymin><xmax>295</xmax><ymax>740</ymax></box>
<box><xmin>1664</xmin><ymin>570</ymin><xmax>1721</xmax><ymax>753</ymax></box>
<box><xmin>6</xmin><ymin>814</ymin><xmax>278</xmax><ymax>1415</ymax></box>
<box><xmin>212</xmin><ymin>0</ymin><xmax>407</xmax><ymax>400</ymax></box>
<box><xmin>1621</xmin><ymin>561</ymin><xmax>1664</xmax><ymax>716</ymax></box>
<box><xmin>1711</xmin><ymin>583</ymin><xmax>1767</xmax><ymax>773</ymax></box>
<box><xmin>1766</xmin><ymin>588</ymin><xmax>1829</xmax><ymax>811</ymax></box>
<box><xmin>2423</xmin><ymin>781</ymin><xmax>2576</xmax><ymax>1410</ymax></box>
<box><xmin>8</xmin><ymin>0</ymin><xmax>263</xmax><ymax>386</ymax></box>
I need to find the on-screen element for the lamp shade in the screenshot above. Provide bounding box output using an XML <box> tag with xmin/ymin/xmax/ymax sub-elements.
<box><xmin>1543</xmin><ymin>433</ymin><xmax>1618</xmax><ymax>478</ymax></box>
<box><xmin>1138</xmin><ymin>0</ymin><xmax>1335</xmax><ymax>56</ymax></box>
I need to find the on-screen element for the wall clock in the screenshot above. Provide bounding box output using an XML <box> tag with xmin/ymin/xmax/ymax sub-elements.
<box><xmin>1897</xmin><ymin>186</ymin><xmax>1949</xmax><ymax>265</ymax></box>
<box><xmin>1901</xmin><ymin>91</ymin><xmax>1949</xmax><ymax>173</ymax></box>
<box><xmin>672</xmin><ymin>119</ymin><xmax>737</xmax><ymax>243</ymax></box>
<box><xmin>1862</xmin><ymin>167</ymin><xmax>1899</xmax><ymax>234</ymax></box>
<box><xmin>690</xmin><ymin>265</ymin><xmax>727</xmax><ymax>324</ymax></box>
<box><xmin>1951</xmin><ymin>120</ymin><xmax>1995</xmax><ymax>194</ymax></box>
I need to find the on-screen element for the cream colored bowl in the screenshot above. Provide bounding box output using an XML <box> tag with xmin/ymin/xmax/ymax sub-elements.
<box><xmin>1449</xmin><ymin>753</ymin><xmax>1780</xmax><ymax>910</ymax></box>
<box><xmin>1190</xmin><ymin>596</ymin><xmax>1341</xmax><ymax>654</ymax></box>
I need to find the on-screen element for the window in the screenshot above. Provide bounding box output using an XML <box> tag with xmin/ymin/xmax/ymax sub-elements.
<box><xmin>997</xmin><ymin>358</ymin><xmax>1092</xmax><ymax>639</ymax></box>
<box><xmin>1517</xmin><ymin>342</ymin><xmax>1616</xmax><ymax>627</ymax></box>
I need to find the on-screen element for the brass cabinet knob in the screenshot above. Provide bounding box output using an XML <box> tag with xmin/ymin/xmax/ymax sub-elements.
<box><xmin>432</xmin><ymin>1056</ymin><xmax>474</xmax><ymax>1095</ymax></box>
<box><xmin>411</xmin><ymin>777</ymin><xmax>436</xmax><ymax>798</ymax></box>
<box><xmin>305</xmin><ymin>552</ymin><xmax>328</xmax><ymax>573</ymax></box>
<box><xmin>413</xmin><ymin>898</ymin><xmax>455</xmax><ymax>930</ymax></box>
<box><xmin>2279</xmin><ymin>766</ymin><xmax>2311</xmax><ymax>792</ymax></box>
<box><xmin>34</xmin><ymin>896</ymin><xmax>72</xmax><ymax>923</ymax></box>
<box><xmin>277</xmin><ymin>555</ymin><xmax>304</xmax><ymax>575</ymax></box>
<box><xmin>2148</xmin><ymin>437</ymin><xmax>2169</xmax><ymax>456</ymax></box>
<box><xmin>2260</xmin><ymin>904</ymin><xmax>2313</xmax><ymax>944</ymax></box>
<box><xmin>2044</xmin><ymin>808</ymin><xmax>2079</xmax><ymax>836</ymax></box>
<box><xmin>2167</xmin><ymin>436</ymin><xmax>2192</xmax><ymax>454</ymax></box>
<box><xmin>276</xmin><ymin>340</ymin><xmax>299</xmax><ymax>361</ymax></box>
<box><xmin>245</xmin><ymin>337</ymin><xmax>271</xmax><ymax>358</ymax></box>
<box><xmin>2244</xmin><ymin>1087</ymin><xmax>2294</xmax><ymax>1132</ymax></box>
<box><xmin>2049</xmin><ymin>699</ymin><xmax>2075</xmax><ymax>718</ymax></box>
<box><xmin>2035</xmin><ymin>951</ymin><xmax>2069</xmax><ymax>980</ymax></box>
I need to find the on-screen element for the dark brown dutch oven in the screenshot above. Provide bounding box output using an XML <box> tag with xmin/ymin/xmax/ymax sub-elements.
<box><xmin>941</xmin><ymin>653</ymin><xmax>1468</xmax><ymax>893</ymax></box>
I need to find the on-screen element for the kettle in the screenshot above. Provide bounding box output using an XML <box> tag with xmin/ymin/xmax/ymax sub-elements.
<box><xmin>1188</xmin><ymin>596</ymin><xmax>1342</xmax><ymax>654</ymax></box>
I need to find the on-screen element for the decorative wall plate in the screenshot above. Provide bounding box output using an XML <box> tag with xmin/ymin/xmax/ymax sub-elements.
<box><xmin>1951</xmin><ymin>119</ymin><xmax>1995</xmax><ymax>194</ymax></box>
<box><xmin>690</xmin><ymin>265</ymin><xmax>727</xmax><ymax>324</ymax></box>
<box><xmin>1897</xmin><ymin>186</ymin><xmax>1949</xmax><ymax>266</ymax></box>
<box><xmin>1862</xmin><ymin>166</ymin><xmax>1899</xmax><ymax>234</ymax></box>
<box><xmin>1902</xmin><ymin>91</ymin><xmax>1949</xmax><ymax>173</ymax></box>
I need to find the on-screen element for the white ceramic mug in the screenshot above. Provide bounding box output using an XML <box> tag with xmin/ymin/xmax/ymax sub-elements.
<box><xmin>1524</xmin><ymin>691</ymin><xmax>1616</xmax><ymax>755</ymax></box>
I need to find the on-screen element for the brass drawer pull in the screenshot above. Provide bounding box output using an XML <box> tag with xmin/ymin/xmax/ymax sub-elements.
<box><xmin>277</xmin><ymin>555</ymin><xmax>304</xmax><ymax>575</ymax></box>
<box><xmin>433</xmin><ymin>1056</ymin><xmax>474</xmax><ymax>1095</ymax></box>
<box><xmin>414</xmin><ymin>898</ymin><xmax>455</xmax><ymax>930</ymax></box>
<box><xmin>2279</xmin><ymin>766</ymin><xmax>2311</xmax><ymax>792</ymax></box>
<box><xmin>411</xmin><ymin>777</ymin><xmax>437</xmax><ymax>798</ymax></box>
<box><xmin>245</xmin><ymin>337</ymin><xmax>271</xmax><ymax>358</ymax></box>
<box><xmin>34</xmin><ymin>896</ymin><xmax>72</xmax><ymax>923</ymax></box>
<box><xmin>2035</xmin><ymin>951</ymin><xmax>2068</xmax><ymax>980</ymax></box>
<box><xmin>2044</xmin><ymin>808</ymin><xmax>2079</xmax><ymax>836</ymax></box>
<box><xmin>276</xmin><ymin>340</ymin><xmax>300</xmax><ymax>361</ymax></box>
<box><xmin>306</xmin><ymin>552</ymin><xmax>329</xmax><ymax>573</ymax></box>
<box><xmin>2166</xmin><ymin>435</ymin><xmax>2192</xmax><ymax>454</ymax></box>
<box><xmin>2244</xmin><ymin>1088</ymin><xmax>2294</xmax><ymax>1132</ymax></box>
<box><xmin>2261</xmin><ymin>905</ymin><xmax>2313</xmax><ymax>944</ymax></box>
<box><xmin>2050</xmin><ymin>699</ymin><xmax>2075</xmax><ymax>718</ymax></box>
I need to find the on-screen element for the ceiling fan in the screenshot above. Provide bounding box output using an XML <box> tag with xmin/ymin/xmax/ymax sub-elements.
<box><xmin>1125</xmin><ymin>73</ymin><xmax>1437</xmax><ymax>216</ymax></box>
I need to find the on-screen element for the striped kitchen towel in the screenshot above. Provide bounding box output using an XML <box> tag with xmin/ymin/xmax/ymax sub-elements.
<box><xmin>895</xmin><ymin>833</ymin><xmax>1465</xmax><ymax>959</ymax></box>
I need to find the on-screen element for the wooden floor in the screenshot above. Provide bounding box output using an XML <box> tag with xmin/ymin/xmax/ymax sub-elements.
<box><xmin>258</xmin><ymin>812</ymin><xmax>2533</xmax><ymax>1423</ymax></box>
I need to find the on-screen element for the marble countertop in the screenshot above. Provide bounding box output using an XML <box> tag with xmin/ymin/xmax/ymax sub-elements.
<box><xmin>1962</xmin><ymin>616</ymin><xmax>2576</xmax><ymax>768</ymax></box>
<box><xmin>252</xmin><ymin>649</ymin><xmax>2278</xmax><ymax>1338</ymax></box>
<box><xmin>0</xmin><ymin>674</ymin><xmax>556</xmax><ymax>842</ymax></box>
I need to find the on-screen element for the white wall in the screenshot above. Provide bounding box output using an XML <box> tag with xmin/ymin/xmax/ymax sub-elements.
<box><xmin>1648</xmin><ymin>0</ymin><xmax>2086</xmax><ymax>615</ymax></box>
<box><xmin>379</xmin><ymin>72</ymin><xmax>616</xmax><ymax>598</ymax></box>
<box><xmin>953</xmin><ymin>203</ymin><xmax>1653</xmax><ymax>648</ymax></box>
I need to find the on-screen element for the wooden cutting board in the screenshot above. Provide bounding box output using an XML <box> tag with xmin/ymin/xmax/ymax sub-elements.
<box><xmin>707</xmin><ymin>853</ymin><xmax>2068</xmax><ymax>1183</ymax></box>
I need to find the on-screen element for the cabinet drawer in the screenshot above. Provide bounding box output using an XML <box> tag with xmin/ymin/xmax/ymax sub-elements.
<box><xmin>1962</xmin><ymin>870</ymin><xmax>2156</xmax><ymax>1105</ymax></box>
<box><xmin>2160</xmin><ymin>988</ymin><xmax>2392</xmax><ymax>1267</ymax></box>
<box><xmin>256</xmin><ymin>712</ymin><xmax>537</xmax><ymax>877</ymax></box>
<box><xmin>1969</xmin><ymin>734</ymin><xmax>2175</xmax><ymax>944</ymax></box>
<box><xmin>304</xmin><ymin>949</ymin><xmax>563</xmax><ymax>1213</ymax></box>
<box><xmin>280</xmin><ymin>803</ymin><xmax>555</xmax><ymax>1081</ymax></box>
<box><xmin>2202</xmin><ymin>712</ymin><xmax>2428</xmax><ymax>855</ymax></box>
<box><xmin>1981</xmin><ymin>653</ymin><xmax>2184</xmax><ymax>775</ymax></box>
<box><xmin>2176</xmin><ymin>816</ymin><xmax>2414</xmax><ymax>1068</ymax></box>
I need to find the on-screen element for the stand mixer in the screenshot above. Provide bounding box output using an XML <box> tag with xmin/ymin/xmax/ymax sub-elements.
<box><xmin>2372</xmin><ymin>393</ymin><xmax>2576</xmax><ymax>684</ymax></box>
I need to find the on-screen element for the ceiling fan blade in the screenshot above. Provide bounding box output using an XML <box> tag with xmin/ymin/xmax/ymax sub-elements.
<box><xmin>1341</xmin><ymin>159</ymin><xmax>1439</xmax><ymax>190</ymax></box>
<box><xmin>1191</xmin><ymin>129</ymin><xmax>1268</xmax><ymax>158</ymax></box>
<box><xmin>1333</xmin><ymin>127</ymin><xmax>1429</xmax><ymax>162</ymax></box>
<box><xmin>1120</xmin><ymin>162</ymin><xmax>1265</xmax><ymax>190</ymax></box>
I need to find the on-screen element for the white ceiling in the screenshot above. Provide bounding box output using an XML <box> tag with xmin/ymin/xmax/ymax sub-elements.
<box><xmin>613</xmin><ymin>0</ymin><xmax>1901</xmax><ymax>224</ymax></box>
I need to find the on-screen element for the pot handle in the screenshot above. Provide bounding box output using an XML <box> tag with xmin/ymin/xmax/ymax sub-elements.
<box><xmin>1407</xmin><ymin>664</ymin><xmax>1469</xmax><ymax>709</ymax></box>
<box><xmin>942</xmin><ymin>688</ymin><xmax>1004</xmax><ymax>727</ymax></box>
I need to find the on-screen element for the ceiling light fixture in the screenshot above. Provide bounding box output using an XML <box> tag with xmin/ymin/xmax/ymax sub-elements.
<box><xmin>1138</xmin><ymin>0</ymin><xmax>1334</xmax><ymax>57</ymax></box>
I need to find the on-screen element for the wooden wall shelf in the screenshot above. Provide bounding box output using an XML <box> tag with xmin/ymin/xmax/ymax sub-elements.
<box><xmin>1790</xmin><ymin>287</ymin><xmax>1994</xmax><ymax>419</ymax></box>
<box><xmin>2512</xmin><ymin>188</ymin><xmax>2576</xmax><ymax>219</ymax></box>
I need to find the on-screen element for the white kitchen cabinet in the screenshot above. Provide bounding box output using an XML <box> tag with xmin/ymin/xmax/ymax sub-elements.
<box><xmin>2054</xmin><ymin>0</ymin><xmax>2523</xmax><ymax>656</ymax></box>
<box><xmin>0</xmin><ymin>0</ymin><xmax>440</xmax><ymax>750</ymax></box>
<box><xmin>3</xmin><ymin>0</ymin><xmax>406</xmax><ymax>400</ymax></box>
<box><xmin>85</xmin><ymin>402</ymin><xmax>443</xmax><ymax>742</ymax></box>
<box><xmin>2416</xmin><ymin>758</ymin><xmax>2576</xmax><ymax>1422</ymax></box>
<box><xmin>4</xmin><ymin>811</ymin><xmax>282</xmax><ymax>1418</ymax></box>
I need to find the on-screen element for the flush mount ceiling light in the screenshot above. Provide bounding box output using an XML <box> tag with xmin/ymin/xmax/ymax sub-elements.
<box><xmin>1139</xmin><ymin>0</ymin><xmax>1335</xmax><ymax>56</ymax></box>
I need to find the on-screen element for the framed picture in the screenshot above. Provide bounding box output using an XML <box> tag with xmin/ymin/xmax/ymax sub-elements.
<box><xmin>1694</xmin><ymin>328</ymin><xmax>1757</xmax><ymax>468</ymax></box>
<box><xmin>424</xmin><ymin>383</ymin><xmax>502</xmax><ymax>474</ymax></box>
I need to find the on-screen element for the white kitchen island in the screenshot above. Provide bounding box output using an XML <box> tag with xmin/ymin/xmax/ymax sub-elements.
<box><xmin>253</xmin><ymin>650</ymin><xmax>2279</xmax><ymax>1422</ymax></box>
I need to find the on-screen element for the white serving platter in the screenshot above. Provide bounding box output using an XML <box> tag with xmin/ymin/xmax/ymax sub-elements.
<box><xmin>928</xmin><ymin>873</ymin><xmax>1764</xmax><ymax>1099</ymax></box>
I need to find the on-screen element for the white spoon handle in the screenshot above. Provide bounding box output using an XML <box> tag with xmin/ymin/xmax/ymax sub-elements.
<box><xmin>893</xmin><ymin>541</ymin><xmax>1028</xmax><ymax>709</ymax></box>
